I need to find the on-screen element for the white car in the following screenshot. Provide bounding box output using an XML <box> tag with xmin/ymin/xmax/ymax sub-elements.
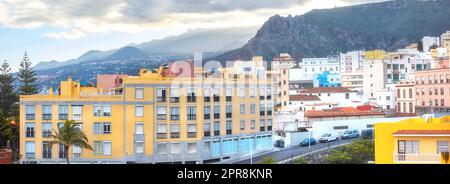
<box><xmin>318</xmin><ymin>132</ymin><xmax>339</xmax><ymax>143</ymax></box>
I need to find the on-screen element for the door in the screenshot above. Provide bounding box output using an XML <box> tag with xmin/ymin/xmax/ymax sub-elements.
<box><xmin>398</xmin><ymin>140</ymin><xmax>406</xmax><ymax>161</ymax></box>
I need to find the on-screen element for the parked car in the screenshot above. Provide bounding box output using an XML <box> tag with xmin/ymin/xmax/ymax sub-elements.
<box><xmin>319</xmin><ymin>132</ymin><xmax>339</xmax><ymax>143</ymax></box>
<box><xmin>274</xmin><ymin>140</ymin><xmax>285</xmax><ymax>148</ymax></box>
<box><xmin>300</xmin><ymin>138</ymin><xmax>317</xmax><ymax>146</ymax></box>
<box><xmin>341</xmin><ymin>129</ymin><xmax>360</xmax><ymax>139</ymax></box>
<box><xmin>361</xmin><ymin>129</ymin><xmax>374</xmax><ymax>139</ymax></box>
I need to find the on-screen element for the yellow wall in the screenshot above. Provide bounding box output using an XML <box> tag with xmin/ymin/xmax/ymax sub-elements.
<box><xmin>365</xmin><ymin>50</ymin><xmax>386</xmax><ymax>60</ymax></box>
<box><xmin>375</xmin><ymin>116</ymin><xmax>450</xmax><ymax>164</ymax></box>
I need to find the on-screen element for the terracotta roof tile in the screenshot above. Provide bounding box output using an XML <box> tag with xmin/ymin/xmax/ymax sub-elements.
<box><xmin>393</xmin><ymin>130</ymin><xmax>450</xmax><ymax>135</ymax></box>
<box><xmin>289</xmin><ymin>95</ymin><xmax>320</xmax><ymax>101</ymax></box>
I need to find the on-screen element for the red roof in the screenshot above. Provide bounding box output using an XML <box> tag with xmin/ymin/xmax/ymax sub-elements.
<box><xmin>393</xmin><ymin>130</ymin><xmax>450</xmax><ymax>135</ymax></box>
<box><xmin>289</xmin><ymin>95</ymin><xmax>320</xmax><ymax>101</ymax></box>
<box><xmin>302</xmin><ymin>87</ymin><xmax>353</xmax><ymax>94</ymax></box>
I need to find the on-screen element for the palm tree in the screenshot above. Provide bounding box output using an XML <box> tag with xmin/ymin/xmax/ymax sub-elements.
<box><xmin>50</xmin><ymin>120</ymin><xmax>93</xmax><ymax>164</ymax></box>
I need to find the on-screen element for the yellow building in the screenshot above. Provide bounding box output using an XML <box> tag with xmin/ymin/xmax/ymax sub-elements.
<box><xmin>364</xmin><ymin>50</ymin><xmax>386</xmax><ymax>60</ymax></box>
<box><xmin>375</xmin><ymin>116</ymin><xmax>450</xmax><ymax>164</ymax></box>
<box><xmin>20</xmin><ymin>59</ymin><xmax>274</xmax><ymax>164</ymax></box>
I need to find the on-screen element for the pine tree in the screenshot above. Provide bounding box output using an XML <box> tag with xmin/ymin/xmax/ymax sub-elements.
<box><xmin>0</xmin><ymin>60</ymin><xmax>17</xmax><ymax>116</ymax></box>
<box><xmin>18</xmin><ymin>51</ymin><xmax>38</xmax><ymax>95</ymax></box>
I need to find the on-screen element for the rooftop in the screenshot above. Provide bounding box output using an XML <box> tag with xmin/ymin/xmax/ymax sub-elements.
<box><xmin>289</xmin><ymin>95</ymin><xmax>320</xmax><ymax>101</ymax></box>
<box><xmin>305</xmin><ymin>107</ymin><xmax>384</xmax><ymax>118</ymax></box>
<box><xmin>301</xmin><ymin>87</ymin><xmax>353</xmax><ymax>94</ymax></box>
<box><xmin>393</xmin><ymin>130</ymin><xmax>450</xmax><ymax>136</ymax></box>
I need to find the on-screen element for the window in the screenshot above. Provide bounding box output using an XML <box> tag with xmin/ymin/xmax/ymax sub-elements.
<box><xmin>187</xmin><ymin>143</ymin><xmax>197</xmax><ymax>153</ymax></box>
<box><xmin>345</xmin><ymin>93</ymin><xmax>349</xmax><ymax>99</ymax></box>
<box><xmin>260</xmin><ymin>102</ymin><xmax>265</xmax><ymax>116</ymax></box>
<box><xmin>42</xmin><ymin>105</ymin><xmax>52</xmax><ymax>120</ymax></box>
<box><xmin>213</xmin><ymin>88</ymin><xmax>220</xmax><ymax>101</ymax></box>
<box><xmin>267</xmin><ymin>103</ymin><xmax>273</xmax><ymax>115</ymax></box>
<box><xmin>170</xmin><ymin>124</ymin><xmax>180</xmax><ymax>138</ymax></box>
<box><xmin>72</xmin><ymin>105</ymin><xmax>82</xmax><ymax>121</ymax></box>
<box><xmin>260</xmin><ymin>119</ymin><xmax>265</xmax><ymax>131</ymax></box>
<box><xmin>226</xmin><ymin>88</ymin><xmax>232</xmax><ymax>101</ymax></box>
<box><xmin>214</xmin><ymin>121</ymin><xmax>220</xmax><ymax>136</ymax></box>
<box><xmin>157</xmin><ymin>143</ymin><xmax>167</xmax><ymax>154</ymax></box>
<box><xmin>94</xmin><ymin>104</ymin><xmax>101</xmax><ymax>116</ymax></box>
<box><xmin>187</xmin><ymin>106</ymin><xmax>196</xmax><ymax>120</ymax></box>
<box><xmin>25</xmin><ymin>141</ymin><xmax>35</xmax><ymax>159</ymax></box>
<box><xmin>73</xmin><ymin>145</ymin><xmax>82</xmax><ymax>158</ymax></box>
<box><xmin>170</xmin><ymin>88</ymin><xmax>180</xmax><ymax>103</ymax></box>
<box><xmin>187</xmin><ymin>88</ymin><xmax>196</xmax><ymax>102</ymax></box>
<box><xmin>240</xmin><ymin>104</ymin><xmax>245</xmax><ymax>114</ymax></box>
<box><xmin>204</xmin><ymin>106</ymin><xmax>211</xmax><ymax>120</ymax></box>
<box><xmin>250</xmin><ymin>104</ymin><xmax>256</xmax><ymax>113</ymax></box>
<box><xmin>42</xmin><ymin>123</ymin><xmax>52</xmax><ymax>138</ymax></box>
<box><xmin>135</xmin><ymin>88</ymin><xmax>144</xmax><ymax>99</ymax></box>
<box><xmin>156</xmin><ymin>88</ymin><xmax>166</xmax><ymax>102</ymax></box>
<box><xmin>226</xmin><ymin>105</ymin><xmax>232</xmax><ymax>118</ymax></box>
<box><xmin>171</xmin><ymin>143</ymin><xmax>180</xmax><ymax>154</ymax></box>
<box><xmin>249</xmin><ymin>88</ymin><xmax>256</xmax><ymax>97</ymax></box>
<box><xmin>103</xmin><ymin>141</ymin><xmax>112</xmax><ymax>155</ymax></box>
<box><xmin>213</xmin><ymin>105</ymin><xmax>220</xmax><ymax>119</ymax></box>
<box><xmin>156</xmin><ymin>106</ymin><xmax>166</xmax><ymax>120</ymax></box>
<box><xmin>94</xmin><ymin>123</ymin><xmax>101</xmax><ymax>134</ymax></box>
<box><xmin>437</xmin><ymin>141</ymin><xmax>449</xmax><ymax>154</ymax></box>
<box><xmin>204</xmin><ymin>142</ymin><xmax>211</xmax><ymax>152</ymax></box>
<box><xmin>103</xmin><ymin>123</ymin><xmax>111</xmax><ymax>134</ymax></box>
<box><xmin>135</xmin><ymin>123</ymin><xmax>144</xmax><ymax>135</ymax></box>
<box><xmin>187</xmin><ymin>124</ymin><xmax>197</xmax><ymax>138</ymax></box>
<box><xmin>240</xmin><ymin>120</ymin><xmax>245</xmax><ymax>130</ymax></box>
<box><xmin>404</xmin><ymin>140</ymin><xmax>419</xmax><ymax>154</ymax></box>
<box><xmin>135</xmin><ymin>105</ymin><xmax>144</xmax><ymax>117</ymax></box>
<box><xmin>103</xmin><ymin>105</ymin><xmax>111</xmax><ymax>116</ymax></box>
<box><xmin>203</xmin><ymin>88</ymin><xmax>211</xmax><ymax>102</ymax></box>
<box><xmin>25</xmin><ymin>105</ymin><xmax>35</xmax><ymax>120</ymax></box>
<box><xmin>59</xmin><ymin>144</ymin><xmax>67</xmax><ymax>158</ymax></box>
<box><xmin>226</xmin><ymin>120</ymin><xmax>232</xmax><ymax>135</ymax></box>
<box><xmin>26</xmin><ymin>123</ymin><xmax>35</xmax><ymax>138</ymax></box>
<box><xmin>267</xmin><ymin>119</ymin><xmax>272</xmax><ymax>131</ymax></box>
<box><xmin>250</xmin><ymin>120</ymin><xmax>255</xmax><ymax>129</ymax></box>
<box><xmin>239</xmin><ymin>87</ymin><xmax>245</xmax><ymax>98</ymax></box>
<box><xmin>157</xmin><ymin>124</ymin><xmax>167</xmax><ymax>139</ymax></box>
<box><xmin>386</xmin><ymin>96</ymin><xmax>391</xmax><ymax>101</ymax></box>
<box><xmin>170</xmin><ymin>107</ymin><xmax>180</xmax><ymax>120</ymax></box>
<box><xmin>135</xmin><ymin>142</ymin><xmax>144</xmax><ymax>154</ymax></box>
<box><xmin>204</xmin><ymin>122</ymin><xmax>211</xmax><ymax>137</ymax></box>
<box><xmin>58</xmin><ymin>105</ymin><xmax>69</xmax><ymax>120</ymax></box>
<box><xmin>42</xmin><ymin>142</ymin><xmax>52</xmax><ymax>159</ymax></box>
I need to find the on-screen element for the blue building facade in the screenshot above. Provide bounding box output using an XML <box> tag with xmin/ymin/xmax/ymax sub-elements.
<box><xmin>313</xmin><ymin>71</ymin><xmax>341</xmax><ymax>87</ymax></box>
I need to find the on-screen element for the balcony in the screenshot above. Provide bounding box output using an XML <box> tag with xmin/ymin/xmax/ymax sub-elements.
<box><xmin>214</xmin><ymin>131</ymin><xmax>220</xmax><ymax>136</ymax></box>
<box><xmin>214</xmin><ymin>113</ymin><xmax>220</xmax><ymax>119</ymax></box>
<box><xmin>226</xmin><ymin>113</ymin><xmax>232</xmax><ymax>118</ymax></box>
<box><xmin>170</xmin><ymin>115</ymin><xmax>180</xmax><ymax>121</ymax></box>
<box><xmin>157</xmin><ymin>97</ymin><xmax>166</xmax><ymax>102</ymax></box>
<box><xmin>187</xmin><ymin>96</ymin><xmax>196</xmax><ymax>103</ymax></box>
<box><xmin>25</xmin><ymin>153</ymin><xmax>35</xmax><ymax>159</ymax></box>
<box><xmin>213</xmin><ymin>96</ymin><xmax>220</xmax><ymax>102</ymax></box>
<box><xmin>393</xmin><ymin>154</ymin><xmax>441</xmax><ymax>164</ymax></box>
<box><xmin>170</xmin><ymin>132</ymin><xmax>180</xmax><ymax>139</ymax></box>
<box><xmin>204</xmin><ymin>114</ymin><xmax>210</xmax><ymax>120</ymax></box>
<box><xmin>226</xmin><ymin>129</ymin><xmax>232</xmax><ymax>135</ymax></box>
<box><xmin>204</xmin><ymin>131</ymin><xmax>210</xmax><ymax>137</ymax></box>
<box><xmin>157</xmin><ymin>133</ymin><xmax>167</xmax><ymax>139</ymax></box>
<box><xmin>42</xmin><ymin>151</ymin><xmax>52</xmax><ymax>159</ymax></box>
<box><xmin>187</xmin><ymin>132</ymin><xmax>197</xmax><ymax>138</ymax></box>
<box><xmin>42</xmin><ymin>130</ymin><xmax>52</xmax><ymax>138</ymax></box>
<box><xmin>260</xmin><ymin>127</ymin><xmax>265</xmax><ymax>131</ymax></box>
<box><xmin>134</xmin><ymin>134</ymin><xmax>145</xmax><ymax>142</ymax></box>
<box><xmin>26</xmin><ymin>114</ymin><xmax>35</xmax><ymax>120</ymax></box>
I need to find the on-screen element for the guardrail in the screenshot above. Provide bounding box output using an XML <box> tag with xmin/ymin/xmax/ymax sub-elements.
<box><xmin>393</xmin><ymin>153</ymin><xmax>441</xmax><ymax>164</ymax></box>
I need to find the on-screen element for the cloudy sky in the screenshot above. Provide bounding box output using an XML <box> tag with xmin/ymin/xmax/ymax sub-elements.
<box><xmin>0</xmin><ymin>0</ymin><xmax>385</xmax><ymax>71</ymax></box>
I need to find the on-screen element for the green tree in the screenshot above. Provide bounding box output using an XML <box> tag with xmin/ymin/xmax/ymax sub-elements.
<box><xmin>0</xmin><ymin>60</ymin><xmax>18</xmax><ymax>116</ymax></box>
<box><xmin>259</xmin><ymin>157</ymin><xmax>276</xmax><ymax>164</ymax></box>
<box><xmin>293</xmin><ymin>157</ymin><xmax>308</xmax><ymax>164</ymax></box>
<box><xmin>324</xmin><ymin>140</ymin><xmax>374</xmax><ymax>164</ymax></box>
<box><xmin>18</xmin><ymin>51</ymin><xmax>38</xmax><ymax>95</ymax></box>
<box><xmin>50</xmin><ymin>120</ymin><xmax>93</xmax><ymax>164</ymax></box>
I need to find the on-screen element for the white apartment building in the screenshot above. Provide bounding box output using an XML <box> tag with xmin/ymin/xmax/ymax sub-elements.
<box><xmin>374</xmin><ymin>83</ymin><xmax>397</xmax><ymax>111</ymax></box>
<box><xmin>299</xmin><ymin>87</ymin><xmax>363</xmax><ymax>108</ymax></box>
<box><xmin>340</xmin><ymin>50</ymin><xmax>364</xmax><ymax>73</ymax></box>
<box><xmin>363</xmin><ymin>60</ymin><xmax>386</xmax><ymax>99</ymax></box>
<box><xmin>341</xmin><ymin>70</ymin><xmax>364</xmax><ymax>92</ymax></box>
<box><xmin>422</xmin><ymin>36</ymin><xmax>440</xmax><ymax>52</ymax></box>
<box><xmin>293</xmin><ymin>56</ymin><xmax>340</xmax><ymax>81</ymax></box>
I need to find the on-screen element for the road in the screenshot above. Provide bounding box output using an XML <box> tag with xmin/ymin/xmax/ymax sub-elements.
<box><xmin>231</xmin><ymin>138</ymin><xmax>358</xmax><ymax>164</ymax></box>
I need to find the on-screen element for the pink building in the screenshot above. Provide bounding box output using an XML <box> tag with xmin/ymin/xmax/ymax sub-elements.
<box><xmin>395</xmin><ymin>80</ymin><xmax>415</xmax><ymax>115</ymax></box>
<box><xmin>413</xmin><ymin>68</ymin><xmax>450</xmax><ymax>115</ymax></box>
<box><xmin>96</xmin><ymin>74</ymin><xmax>128</xmax><ymax>91</ymax></box>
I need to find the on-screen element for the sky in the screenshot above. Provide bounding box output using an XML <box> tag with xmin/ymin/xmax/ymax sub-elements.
<box><xmin>0</xmin><ymin>0</ymin><xmax>386</xmax><ymax>71</ymax></box>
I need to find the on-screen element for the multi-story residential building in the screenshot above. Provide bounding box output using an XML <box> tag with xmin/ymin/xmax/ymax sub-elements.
<box><xmin>313</xmin><ymin>71</ymin><xmax>341</xmax><ymax>87</ymax></box>
<box><xmin>431</xmin><ymin>47</ymin><xmax>449</xmax><ymax>69</ymax></box>
<box><xmin>288</xmin><ymin>80</ymin><xmax>313</xmax><ymax>95</ymax></box>
<box><xmin>340</xmin><ymin>50</ymin><xmax>364</xmax><ymax>73</ymax></box>
<box><xmin>299</xmin><ymin>87</ymin><xmax>363</xmax><ymax>108</ymax></box>
<box><xmin>271</xmin><ymin>53</ymin><xmax>296</xmax><ymax>111</ymax></box>
<box><xmin>422</xmin><ymin>36</ymin><xmax>440</xmax><ymax>52</ymax></box>
<box><xmin>97</xmin><ymin>74</ymin><xmax>128</xmax><ymax>92</ymax></box>
<box><xmin>341</xmin><ymin>70</ymin><xmax>364</xmax><ymax>91</ymax></box>
<box><xmin>413</xmin><ymin>68</ymin><xmax>450</xmax><ymax>115</ymax></box>
<box><xmin>395</xmin><ymin>80</ymin><xmax>415</xmax><ymax>115</ymax></box>
<box><xmin>441</xmin><ymin>31</ymin><xmax>450</xmax><ymax>53</ymax></box>
<box><xmin>19</xmin><ymin>60</ymin><xmax>274</xmax><ymax>164</ymax></box>
<box><xmin>374</xmin><ymin>84</ymin><xmax>396</xmax><ymax>113</ymax></box>
<box><xmin>363</xmin><ymin>59</ymin><xmax>386</xmax><ymax>99</ymax></box>
<box><xmin>375</xmin><ymin>116</ymin><xmax>450</xmax><ymax>164</ymax></box>
<box><xmin>293</xmin><ymin>56</ymin><xmax>340</xmax><ymax>81</ymax></box>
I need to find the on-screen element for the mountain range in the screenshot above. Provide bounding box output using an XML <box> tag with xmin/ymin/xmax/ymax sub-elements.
<box><xmin>212</xmin><ymin>0</ymin><xmax>450</xmax><ymax>62</ymax></box>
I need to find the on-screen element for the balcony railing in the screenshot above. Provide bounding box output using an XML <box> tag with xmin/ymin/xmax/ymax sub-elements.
<box><xmin>187</xmin><ymin>132</ymin><xmax>197</xmax><ymax>138</ymax></box>
<box><xmin>393</xmin><ymin>154</ymin><xmax>441</xmax><ymax>163</ymax></box>
<box><xmin>226</xmin><ymin>96</ymin><xmax>232</xmax><ymax>102</ymax></box>
<box><xmin>204</xmin><ymin>97</ymin><xmax>210</xmax><ymax>102</ymax></box>
<box><xmin>26</xmin><ymin>114</ymin><xmax>35</xmax><ymax>120</ymax></box>
<box><xmin>25</xmin><ymin>153</ymin><xmax>35</xmax><ymax>159</ymax></box>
